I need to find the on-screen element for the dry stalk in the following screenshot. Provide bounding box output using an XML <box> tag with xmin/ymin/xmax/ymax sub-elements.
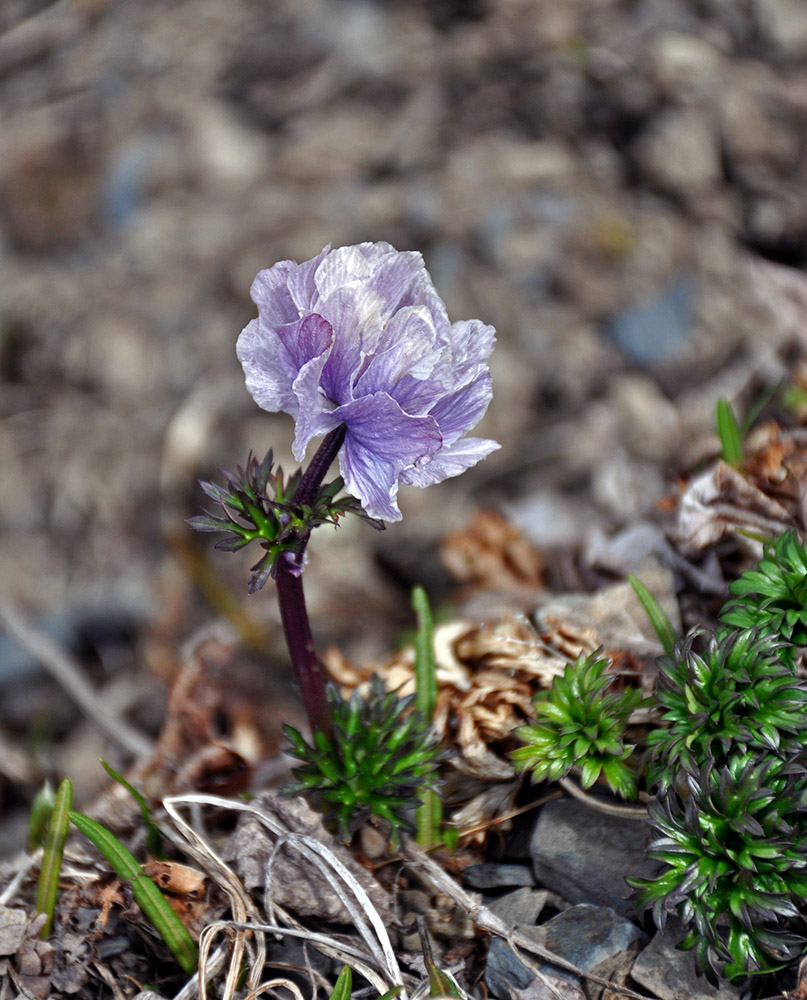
<box><xmin>164</xmin><ymin>793</ymin><xmax>406</xmax><ymax>1000</ymax></box>
<box><xmin>558</xmin><ymin>776</ymin><xmax>650</xmax><ymax>820</ymax></box>
<box><xmin>405</xmin><ymin>842</ymin><xmax>650</xmax><ymax>1000</ymax></box>
<box><xmin>0</xmin><ymin>594</ymin><xmax>153</xmax><ymax>759</ymax></box>
<box><xmin>163</xmin><ymin>796</ymin><xmax>266</xmax><ymax>1000</ymax></box>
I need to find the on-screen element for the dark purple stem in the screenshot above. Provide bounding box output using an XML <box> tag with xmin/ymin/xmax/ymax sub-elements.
<box><xmin>275</xmin><ymin>425</ymin><xmax>346</xmax><ymax>737</ymax></box>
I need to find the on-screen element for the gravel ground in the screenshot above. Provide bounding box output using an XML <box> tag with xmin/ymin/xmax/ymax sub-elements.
<box><xmin>1</xmin><ymin>0</ymin><xmax>806</xmax><ymax>798</ymax></box>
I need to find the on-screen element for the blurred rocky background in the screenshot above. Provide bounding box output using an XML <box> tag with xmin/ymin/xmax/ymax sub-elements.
<box><xmin>1</xmin><ymin>0</ymin><xmax>806</xmax><ymax>810</ymax></box>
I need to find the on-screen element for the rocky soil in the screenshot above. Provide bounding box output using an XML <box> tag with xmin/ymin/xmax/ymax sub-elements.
<box><xmin>1</xmin><ymin>0</ymin><xmax>807</xmax><ymax>997</ymax></box>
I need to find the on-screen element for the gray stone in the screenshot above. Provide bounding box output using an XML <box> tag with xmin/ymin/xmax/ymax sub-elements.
<box><xmin>487</xmin><ymin>887</ymin><xmax>548</xmax><ymax>929</ymax></box>
<box><xmin>635</xmin><ymin>109</ymin><xmax>721</xmax><ymax>196</ymax></box>
<box><xmin>530</xmin><ymin>799</ymin><xmax>658</xmax><ymax>918</ymax></box>
<box><xmin>631</xmin><ymin>919</ymin><xmax>742</xmax><ymax>1000</ymax></box>
<box><xmin>485</xmin><ymin>937</ymin><xmax>584</xmax><ymax>1000</ymax></box>
<box><xmin>755</xmin><ymin>0</ymin><xmax>807</xmax><ymax>57</ymax></box>
<box><xmin>538</xmin><ymin>904</ymin><xmax>646</xmax><ymax>998</ymax></box>
<box><xmin>0</xmin><ymin>907</ymin><xmax>27</xmax><ymax>956</ymax></box>
<box><xmin>648</xmin><ymin>32</ymin><xmax>724</xmax><ymax>105</ymax></box>
<box><xmin>462</xmin><ymin>863</ymin><xmax>535</xmax><ymax>890</ymax></box>
<box><xmin>609</xmin><ymin>275</ymin><xmax>696</xmax><ymax>370</ymax></box>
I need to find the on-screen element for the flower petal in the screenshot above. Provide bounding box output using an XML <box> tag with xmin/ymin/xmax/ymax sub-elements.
<box><xmin>236</xmin><ymin>318</ymin><xmax>296</xmax><ymax>413</ymax></box>
<box><xmin>286</xmin><ymin>245</ymin><xmax>330</xmax><ymax>312</ymax></box>
<box><xmin>399</xmin><ymin>436</ymin><xmax>500</xmax><ymax>487</ymax></box>
<box><xmin>250</xmin><ymin>262</ymin><xmax>300</xmax><ymax>326</ymax></box>
<box><xmin>314</xmin><ymin>245</ymin><xmax>375</xmax><ymax>300</ymax></box>
<box><xmin>429</xmin><ymin>372</ymin><xmax>493</xmax><ymax>446</ymax></box>
<box><xmin>277</xmin><ymin>313</ymin><xmax>333</xmax><ymax>373</ymax></box>
<box><xmin>450</xmin><ymin>319</ymin><xmax>497</xmax><ymax>378</ymax></box>
<box><xmin>335</xmin><ymin>392</ymin><xmax>442</xmax><ymax>520</ymax></box>
<box><xmin>291</xmin><ymin>353</ymin><xmax>340</xmax><ymax>460</ymax></box>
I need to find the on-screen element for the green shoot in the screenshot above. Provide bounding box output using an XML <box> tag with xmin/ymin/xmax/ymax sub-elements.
<box><xmin>330</xmin><ymin>966</ymin><xmax>352</xmax><ymax>1000</ymax></box>
<box><xmin>427</xmin><ymin>962</ymin><xmax>464</xmax><ymax>998</ymax></box>
<box><xmin>70</xmin><ymin>811</ymin><xmax>198</xmax><ymax>976</ymax></box>
<box><xmin>28</xmin><ymin>780</ymin><xmax>55</xmax><ymax>852</ymax></box>
<box><xmin>35</xmin><ymin>777</ymin><xmax>72</xmax><ymax>937</ymax></box>
<box><xmin>412</xmin><ymin>585</ymin><xmax>443</xmax><ymax>849</ymax></box>
<box><xmin>716</xmin><ymin>397</ymin><xmax>744</xmax><ymax>467</ymax></box>
<box><xmin>101</xmin><ymin>759</ymin><xmax>164</xmax><ymax>858</ymax></box>
<box><xmin>628</xmin><ymin>574</ymin><xmax>677</xmax><ymax>657</ymax></box>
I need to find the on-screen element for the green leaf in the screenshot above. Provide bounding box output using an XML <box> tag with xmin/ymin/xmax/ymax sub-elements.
<box><xmin>412</xmin><ymin>585</ymin><xmax>442</xmax><ymax>849</ymax></box>
<box><xmin>716</xmin><ymin>397</ymin><xmax>744</xmax><ymax>467</ymax></box>
<box><xmin>70</xmin><ymin>811</ymin><xmax>198</xmax><ymax>976</ymax></box>
<box><xmin>28</xmin><ymin>780</ymin><xmax>56</xmax><ymax>853</ymax></box>
<box><xmin>100</xmin><ymin>760</ymin><xmax>163</xmax><ymax>858</ymax></box>
<box><xmin>412</xmin><ymin>585</ymin><xmax>437</xmax><ymax>720</ymax></box>
<box><xmin>377</xmin><ymin>988</ymin><xmax>404</xmax><ymax>1000</ymax></box>
<box><xmin>329</xmin><ymin>966</ymin><xmax>352</xmax><ymax>1000</ymax></box>
<box><xmin>35</xmin><ymin>778</ymin><xmax>72</xmax><ymax>937</ymax></box>
<box><xmin>427</xmin><ymin>961</ymin><xmax>464</xmax><ymax>997</ymax></box>
<box><xmin>628</xmin><ymin>574</ymin><xmax>677</xmax><ymax>657</ymax></box>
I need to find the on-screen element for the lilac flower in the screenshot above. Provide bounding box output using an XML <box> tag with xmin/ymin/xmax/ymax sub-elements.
<box><xmin>237</xmin><ymin>242</ymin><xmax>499</xmax><ymax>521</ymax></box>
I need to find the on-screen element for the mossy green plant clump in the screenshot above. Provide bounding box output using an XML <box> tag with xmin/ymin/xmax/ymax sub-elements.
<box><xmin>283</xmin><ymin>676</ymin><xmax>443</xmax><ymax>848</ymax></box>
<box><xmin>629</xmin><ymin>752</ymin><xmax>807</xmax><ymax>983</ymax></box>
<box><xmin>512</xmin><ymin>650</ymin><xmax>643</xmax><ymax>799</ymax></box>
<box><xmin>721</xmin><ymin>530</ymin><xmax>807</xmax><ymax>670</ymax></box>
<box><xmin>646</xmin><ymin>628</ymin><xmax>807</xmax><ymax>794</ymax></box>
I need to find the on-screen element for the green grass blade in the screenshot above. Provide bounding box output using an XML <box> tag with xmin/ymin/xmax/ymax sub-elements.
<box><xmin>427</xmin><ymin>961</ymin><xmax>464</xmax><ymax>998</ymax></box>
<box><xmin>130</xmin><ymin>874</ymin><xmax>199</xmax><ymax>976</ymax></box>
<box><xmin>628</xmin><ymin>574</ymin><xmax>677</xmax><ymax>658</ymax></box>
<box><xmin>329</xmin><ymin>966</ymin><xmax>352</xmax><ymax>1000</ymax></box>
<box><xmin>716</xmin><ymin>397</ymin><xmax>744</xmax><ymax>467</ymax></box>
<box><xmin>70</xmin><ymin>811</ymin><xmax>198</xmax><ymax>976</ymax></box>
<box><xmin>100</xmin><ymin>759</ymin><xmax>164</xmax><ymax>858</ymax></box>
<box><xmin>28</xmin><ymin>780</ymin><xmax>55</xmax><ymax>852</ymax></box>
<box><xmin>412</xmin><ymin>585</ymin><xmax>437</xmax><ymax>720</ymax></box>
<box><xmin>416</xmin><ymin>787</ymin><xmax>443</xmax><ymax>851</ymax></box>
<box><xmin>35</xmin><ymin>777</ymin><xmax>73</xmax><ymax>937</ymax></box>
<box><xmin>412</xmin><ymin>585</ymin><xmax>441</xmax><ymax>848</ymax></box>
<box><xmin>377</xmin><ymin>988</ymin><xmax>404</xmax><ymax>1000</ymax></box>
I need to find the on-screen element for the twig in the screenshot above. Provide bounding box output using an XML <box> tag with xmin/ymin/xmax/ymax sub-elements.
<box><xmin>558</xmin><ymin>776</ymin><xmax>650</xmax><ymax>820</ymax></box>
<box><xmin>0</xmin><ymin>850</ymin><xmax>40</xmax><ymax>906</ymax></box>
<box><xmin>404</xmin><ymin>842</ymin><xmax>650</xmax><ymax>1000</ymax></box>
<box><xmin>0</xmin><ymin>594</ymin><xmax>153</xmax><ymax>759</ymax></box>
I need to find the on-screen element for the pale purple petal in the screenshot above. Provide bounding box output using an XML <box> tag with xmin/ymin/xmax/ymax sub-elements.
<box><xmin>250</xmin><ymin>262</ymin><xmax>300</xmax><ymax>326</ymax></box>
<box><xmin>286</xmin><ymin>245</ymin><xmax>330</xmax><ymax>312</ymax></box>
<box><xmin>339</xmin><ymin>436</ymin><xmax>403</xmax><ymax>521</ymax></box>
<box><xmin>334</xmin><ymin>392</ymin><xmax>442</xmax><ymax>467</ymax></box>
<box><xmin>277</xmin><ymin>313</ymin><xmax>332</xmax><ymax>373</ymax></box>
<box><xmin>354</xmin><ymin>307</ymin><xmax>441</xmax><ymax>397</ymax></box>
<box><xmin>237</xmin><ymin>318</ymin><xmax>296</xmax><ymax>413</ymax></box>
<box><xmin>314</xmin><ymin>245</ymin><xmax>375</xmax><ymax>300</ymax></box>
<box><xmin>290</xmin><ymin>354</ymin><xmax>339</xmax><ymax>460</ymax></box>
<box><xmin>427</xmin><ymin>373</ymin><xmax>493</xmax><ymax>446</ymax></box>
<box><xmin>449</xmin><ymin>319</ymin><xmax>497</xmax><ymax>378</ymax></box>
<box><xmin>334</xmin><ymin>392</ymin><xmax>442</xmax><ymax>519</ymax></box>
<box><xmin>367</xmin><ymin>250</ymin><xmax>427</xmax><ymax>316</ymax></box>
<box><xmin>399</xmin><ymin>436</ymin><xmax>501</xmax><ymax>487</ymax></box>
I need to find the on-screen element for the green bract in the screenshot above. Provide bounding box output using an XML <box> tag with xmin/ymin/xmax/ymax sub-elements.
<box><xmin>511</xmin><ymin>651</ymin><xmax>643</xmax><ymax>799</ymax></box>
<box><xmin>283</xmin><ymin>676</ymin><xmax>443</xmax><ymax>848</ymax></box>
<box><xmin>721</xmin><ymin>530</ymin><xmax>807</xmax><ymax>670</ymax></box>
<box><xmin>629</xmin><ymin>754</ymin><xmax>807</xmax><ymax>983</ymax></box>
<box><xmin>188</xmin><ymin>450</ymin><xmax>382</xmax><ymax>592</ymax></box>
<box><xmin>646</xmin><ymin>629</ymin><xmax>807</xmax><ymax>793</ymax></box>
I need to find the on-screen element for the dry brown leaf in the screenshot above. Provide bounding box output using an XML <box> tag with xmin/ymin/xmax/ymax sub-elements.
<box><xmin>676</xmin><ymin>459</ymin><xmax>794</xmax><ymax>556</ymax></box>
<box><xmin>441</xmin><ymin>509</ymin><xmax>545</xmax><ymax>592</ymax></box>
